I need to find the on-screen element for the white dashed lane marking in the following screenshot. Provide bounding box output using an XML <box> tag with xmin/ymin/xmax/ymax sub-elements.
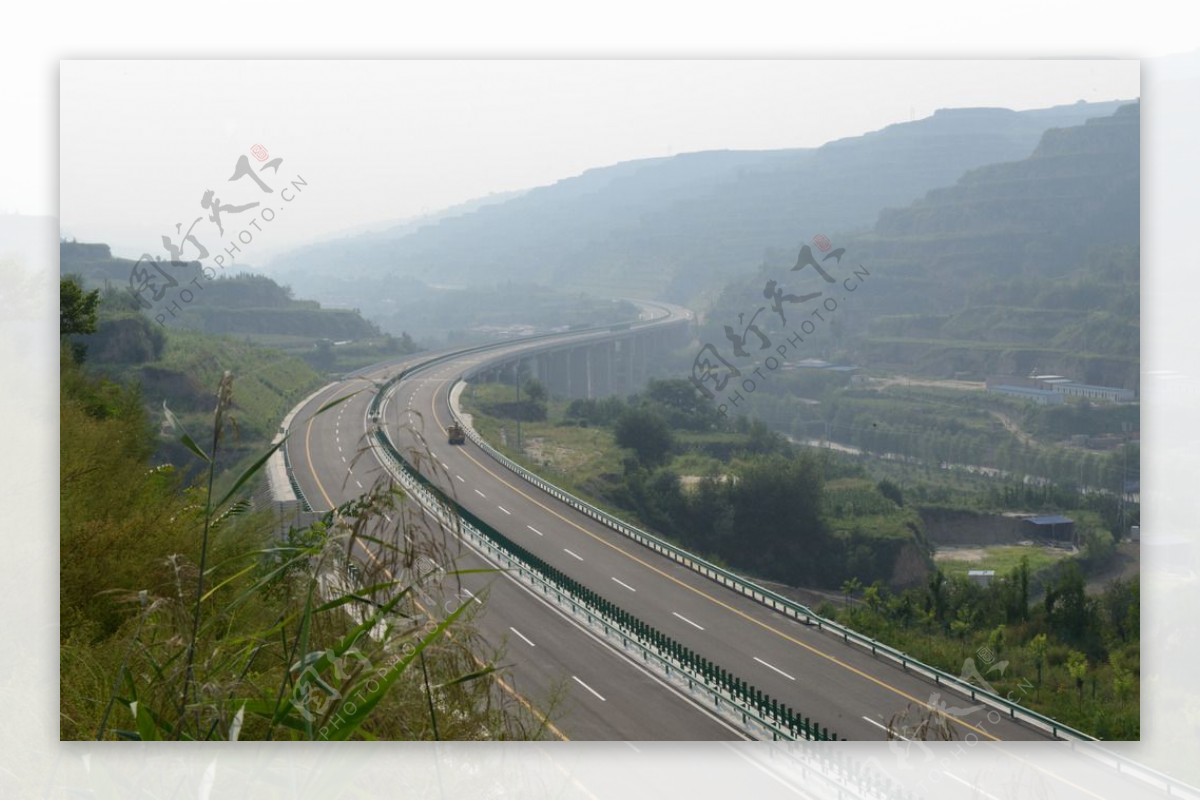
<box><xmin>572</xmin><ymin>676</ymin><xmax>606</xmax><ymax>702</ymax></box>
<box><xmin>861</xmin><ymin>716</ymin><xmax>908</xmax><ymax>740</ymax></box>
<box><xmin>509</xmin><ymin>627</ymin><xmax>535</xmax><ymax>647</ymax></box>
<box><xmin>753</xmin><ymin>656</ymin><xmax>796</xmax><ymax>681</ymax></box>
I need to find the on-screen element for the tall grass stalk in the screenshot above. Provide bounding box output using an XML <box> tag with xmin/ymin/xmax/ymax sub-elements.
<box><xmin>87</xmin><ymin>376</ymin><xmax>544</xmax><ymax>741</ymax></box>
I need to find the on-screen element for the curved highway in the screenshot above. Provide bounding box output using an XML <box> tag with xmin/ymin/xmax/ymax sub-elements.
<box><xmin>286</xmin><ymin>344</ymin><xmax>742</xmax><ymax>741</ymax></box>
<box><xmin>273</xmin><ymin>303</ymin><xmax>1200</xmax><ymax>798</ymax></box>
<box><xmin>386</xmin><ymin>357</ymin><xmax>1055</xmax><ymax>742</ymax></box>
<box><xmin>288</xmin><ymin>304</ymin><xmax>1052</xmax><ymax>743</ymax></box>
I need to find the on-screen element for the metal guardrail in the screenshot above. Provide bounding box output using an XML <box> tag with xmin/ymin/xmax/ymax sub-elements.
<box><xmin>287</xmin><ymin>306</ymin><xmax>1089</xmax><ymax>743</ymax></box>
<box><xmin>281</xmin><ymin>440</ymin><xmax>313</xmax><ymax>513</ymax></box>
<box><xmin>367</xmin><ymin>417</ymin><xmax>835</xmax><ymax>741</ymax></box>
<box><xmin>442</xmin><ymin>375</ymin><xmax>1095</xmax><ymax>743</ymax></box>
<box><xmin>276</xmin><ymin>305</ymin><xmax>1200</xmax><ymax>789</ymax></box>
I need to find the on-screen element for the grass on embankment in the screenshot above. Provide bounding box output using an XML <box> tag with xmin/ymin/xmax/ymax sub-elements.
<box><xmin>934</xmin><ymin>544</ymin><xmax>1073</xmax><ymax>580</ymax></box>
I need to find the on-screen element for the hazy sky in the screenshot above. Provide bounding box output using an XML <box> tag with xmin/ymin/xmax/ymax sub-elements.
<box><xmin>59</xmin><ymin>60</ymin><xmax>1138</xmax><ymax>264</ymax></box>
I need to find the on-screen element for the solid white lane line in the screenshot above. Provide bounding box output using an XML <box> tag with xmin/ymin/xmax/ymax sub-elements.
<box><xmin>527</xmin><ymin>525</ymin><xmax>544</xmax><ymax>536</ymax></box>
<box><xmin>509</xmin><ymin>627</ymin><xmax>536</xmax><ymax>647</ymax></box>
<box><xmin>456</xmin><ymin>475</ymin><xmax>465</xmax><ymax>482</ymax></box>
<box><xmin>612</xmin><ymin>577</ymin><xmax>637</xmax><ymax>592</ymax></box>
<box><xmin>753</xmin><ymin>656</ymin><xmax>796</xmax><ymax>681</ymax></box>
<box><xmin>474</xmin><ymin>489</ymin><xmax>486</xmax><ymax>498</ymax></box>
<box><xmin>498</xmin><ymin>505</ymin><xmax>511</xmax><ymax>515</ymax></box>
<box><xmin>672</xmin><ymin>611</ymin><xmax>705</xmax><ymax>631</ymax></box>
<box><xmin>563</xmin><ymin>548</ymin><xmax>584</xmax><ymax>561</ymax></box>
<box><xmin>572</xmin><ymin>676</ymin><xmax>606</xmax><ymax>702</ymax></box>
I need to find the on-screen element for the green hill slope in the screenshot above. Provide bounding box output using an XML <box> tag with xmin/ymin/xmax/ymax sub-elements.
<box><xmin>701</xmin><ymin>103</ymin><xmax>1139</xmax><ymax>389</ymax></box>
<box><xmin>61</xmin><ymin>242</ymin><xmax>382</xmax><ymax>340</ymax></box>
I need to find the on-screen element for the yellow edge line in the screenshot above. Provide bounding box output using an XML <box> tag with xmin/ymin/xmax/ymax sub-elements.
<box><xmin>301</xmin><ymin>359</ymin><xmax>1102</xmax><ymax>796</ymax></box>
<box><xmin>427</xmin><ymin>370</ymin><xmax>1109</xmax><ymax>799</ymax></box>
<box><xmin>427</xmin><ymin>379</ymin><xmax>1004</xmax><ymax>742</ymax></box>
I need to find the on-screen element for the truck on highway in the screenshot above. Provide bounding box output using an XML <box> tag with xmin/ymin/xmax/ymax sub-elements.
<box><xmin>447</xmin><ymin>423</ymin><xmax>466</xmax><ymax>445</ymax></box>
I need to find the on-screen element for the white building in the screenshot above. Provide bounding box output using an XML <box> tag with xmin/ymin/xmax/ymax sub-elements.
<box><xmin>968</xmin><ymin>569</ymin><xmax>996</xmax><ymax>587</ymax></box>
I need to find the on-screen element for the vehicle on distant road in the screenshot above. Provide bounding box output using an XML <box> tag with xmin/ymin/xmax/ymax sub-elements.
<box><xmin>447</xmin><ymin>423</ymin><xmax>466</xmax><ymax>445</ymax></box>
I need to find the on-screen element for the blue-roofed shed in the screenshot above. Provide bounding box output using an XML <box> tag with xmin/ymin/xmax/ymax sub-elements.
<box><xmin>1023</xmin><ymin>514</ymin><xmax>1075</xmax><ymax>542</ymax></box>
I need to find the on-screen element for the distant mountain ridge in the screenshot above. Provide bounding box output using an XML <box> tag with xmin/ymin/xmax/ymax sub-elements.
<box><xmin>703</xmin><ymin>102</ymin><xmax>1140</xmax><ymax>389</ymax></box>
<box><xmin>261</xmin><ymin>188</ymin><xmax>527</xmax><ymax>289</ymax></box>
<box><xmin>266</xmin><ymin>99</ymin><xmax>1132</xmax><ymax>313</ymax></box>
<box><xmin>853</xmin><ymin>102</ymin><xmax>1139</xmax><ymax>308</ymax></box>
